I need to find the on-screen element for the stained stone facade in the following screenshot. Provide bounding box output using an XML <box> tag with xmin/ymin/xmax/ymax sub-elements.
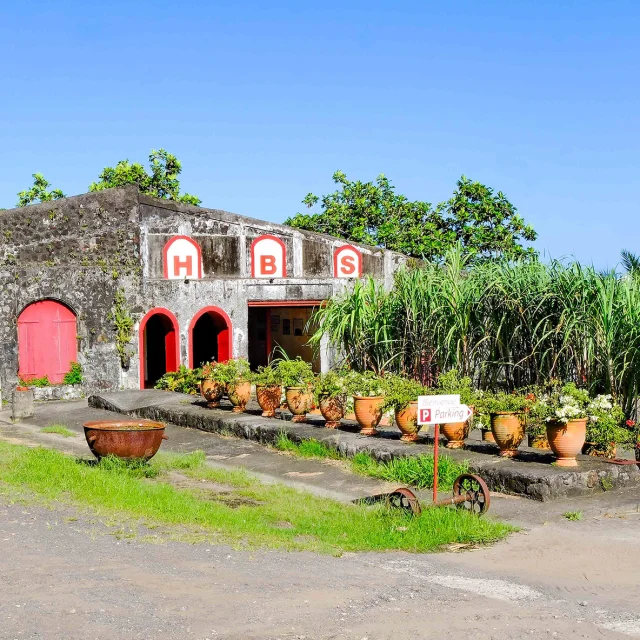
<box><xmin>0</xmin><ymin>185</ymin><xmax>408</xmax><ymax>399</ymax></box>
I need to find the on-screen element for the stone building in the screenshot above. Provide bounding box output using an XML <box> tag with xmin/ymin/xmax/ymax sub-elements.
<box><xmin>0</xmin><ymin>185</ymin><xmax>408</xmax><ymax>398</ymax></box>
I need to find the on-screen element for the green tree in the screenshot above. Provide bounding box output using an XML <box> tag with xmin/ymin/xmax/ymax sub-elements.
<box><xmin>441</xmin><ymin>176</ymin><xmax>537</xmax><ymax>261</ymax></box>
<box><xmin>89</xmin><ymin>148</ymin><xmax>201</xmax><ymax>206</ymax></box>
<box><xmin>285</xmin><ymin>172</ymin><xmax>537</xmax><ymax>261</ymax></box>
<box><xmin>16</xmin><ymin>173</ymin><xmax>65</xmax><ymax>207</ymax></box>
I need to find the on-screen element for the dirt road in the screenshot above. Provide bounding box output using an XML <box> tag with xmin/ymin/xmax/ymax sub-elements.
<box><xmin>2</xmin><ymin>405</ymin><xmax>640</xmax><ymax>639</ymax></box>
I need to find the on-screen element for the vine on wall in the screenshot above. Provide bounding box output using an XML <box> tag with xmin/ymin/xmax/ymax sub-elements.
<box><xmin>109</xmin><ymin>288</ymin><xmax>134</xmax><ymax>368</ymax></box>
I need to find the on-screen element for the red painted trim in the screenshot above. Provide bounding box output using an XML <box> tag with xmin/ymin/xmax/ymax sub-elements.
<box><xmin>188</xmin><ymin>306</ymin><xmax>233</xmax><ymax>367</ymax></box>
<box><xmin>333</xmin><ymin>244</ymin><xmax>363</xmax><ymax>278</ymax></box>
<box><xmin>162</xmin><ymin>235</ymin><xmax>203</xmax><ymax>279</ymax></box>
<box><xmin>250</xmin><ymin>234</ymin><xmax>287</xmax><ymax>278</ymax></box>
<box><xmin>247</xmin><ymin>300</ymin><xmax>324</xmax><ymax>308</ymax></box>
<box><xmin>138</xmin><ymin>307</ymin><xmax>181</xmax><ymax>390</ymax></box>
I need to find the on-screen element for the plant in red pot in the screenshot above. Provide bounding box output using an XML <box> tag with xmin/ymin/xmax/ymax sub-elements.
<box><xmin>213</xmin><ymin>358</ymin><xmax>253</xmax><ymax>413</ymax></box>
<box><xmin>582</xmin><ymin>395</ymin><xmax>630</xmax><ymax>459</ymax></box>
<box><xmin>538</xmin><ymin>383</ymin><xmax>590</xmax><ymax>467</ymax></box>
<box><xmin>435</xmin><ymin>370</ymin><xmax>477</xmax><ymax>449</ymax></box>
<box><xmin>314</xmin><ymin>370</ymin><xmax>348</xmax><ymax>429</ymax></box>
<box><xmin>200</xmin><ymin>361</ymin><xmax>225</xmax><ymax>408</ymax></box>
<box><xmin>477</xmin><ymin>391</ymin><xmax>532</xmax><ymax>457</ymax></box>
<box><xmin>381</xmin><ymin>374</ymin><xmax>427</xmax><ymax>442</ymax></box>
<box><xmin>275</xmin><ymin>357</ymin><xmax>315</xmax><ymax>423</ymax></box>
<box><xmin>254</xmin><ymin>363</ymin><xmax>283</xmax><ymax>418</ymax></box>
<box><xmin>345</xmin><ymin>371</ymin><xmax>386</xmax><ymax>436</ymax></box>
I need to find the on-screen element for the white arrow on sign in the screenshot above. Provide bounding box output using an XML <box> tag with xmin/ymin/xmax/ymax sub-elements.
<box><xmin>417</xmin><ymin>398</ymin><xmax>472</xmax><ymax>425</ymax></box>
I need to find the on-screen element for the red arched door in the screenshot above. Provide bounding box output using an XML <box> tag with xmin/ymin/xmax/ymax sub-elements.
<box><xmin>189</xmin><ymin>307</ymin><xmax>232</xmax><ymax>368</ymax></box>
<box><xmin>18</xmin><ymin>300</ymin><xmax>77</xmax><ymax>384</ymax></box>
<box><xmin>139</xmin><ymin>308</ymin><xmax>180</xmax><ymax>389</ymax></box>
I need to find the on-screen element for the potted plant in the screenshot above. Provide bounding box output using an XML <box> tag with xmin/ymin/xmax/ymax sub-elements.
<box><xmin>276</xmin><ymin>357</ymin><xmax>315</xmax><ymax>423</ymax></box>
<box><xmin>538</xmin><ymin>383</ymin><xmax>589</xmax><ymax>467</ymax></box>
<box><xmin>478</xmin><ymin>391</ymin><xmax>531</xmax><ymax>457</ymax></box>
<box><xmin>435</xmin><ymin>371</ymin><xmax>476</xmax><ymax>449</ymax></box>
<box><xmin>524</xmin><ymin>390</ymin><xmax>550</xmax><ymax>449</ymax></box>
<box><xmin>345</xmin><ymin>371</ymin><xmax>386</xmax><ymax>436</ymax></box>
<box><xmin>582</xmin><ymin>394</ymin><xmax>628</xmax><ymax>459</ymax></box>
<box><xmin>212</xmin><ymin>358</ymin><xmax>252</xmax><ymax>413</ymax></box>
<box><xmin>313</xmin><ymin>370</ymin><xmax>348</xmax><ymax>428</ymax></box>
<box><xmin>253</xmin><ymin>363</ymin><xmax>283</xmax><ymax>418</ymax></box>
<box><xmin>200</xmin><ymin>361</ymin><xmax>225</xmax><ymax>407</ymax></box>
<box><xmin>382</xmin><ymin>375</ymin><xmax>427</xmax><ymax>442</ymax></box>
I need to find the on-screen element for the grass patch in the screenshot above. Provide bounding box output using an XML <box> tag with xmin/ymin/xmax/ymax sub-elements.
<box><xmin>273</xmin><ymin>433</ymin><xmax>468</xmax><ymax>491</ymax></box>
<box><xmin>563</xmin><ymin>510</ymin><xmax>583</xmax><ymax>521</ymax></box>
<box><xmin>0</xmin><ymin>441</ymin><xmax>513</xmax><ymax>554</ymax></box>
<box><xmin>41</xmin><ymin>425</ymin><xmax>76</xmax><ymax>438</ymax></box>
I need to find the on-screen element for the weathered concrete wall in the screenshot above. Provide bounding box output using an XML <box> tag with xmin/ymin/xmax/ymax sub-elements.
<box><xmin>0</xmin><ymin>186</ymin><xmax>409</xmax><ymax>398</ymax></box>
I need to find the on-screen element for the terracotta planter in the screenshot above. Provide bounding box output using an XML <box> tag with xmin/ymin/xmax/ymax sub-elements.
<box><xmin>318</xmin><ymin>394</ymin><xmax>345</xmax><ymax>428</ymax></box>
<box><xmin>490</xmin><ymin>412</ymin><xmax>525</xmax><ymax>457</ymax></box>
<box><xmin>480</xmin><ymin>428</ymin><xmax>495</xmax><ymax>443</ymax></box>
<box><xmin>226</xmin><ymin>380</ymin><xmax>252</xmax><ymax>413</ymax></box>
<box><xmin>286</xmin><ymin>387</ymin><xmax>312</xmax><ymax>423</ymax></box>
<box><xmin>83</xmin><ymin>419</ymin><xmax>167</xmax><ymax>461</ymax></box>
<box><xmin>546</xmin><ymin>418</ymin><xmax>587</xmax><ymax>467</ymax></box>
<box><xmin>201</xmin><ymin>379</ymin><xmax>225</xmax><ymax>408</ymax></box>
<box><xmin>441</xmin><ymin>421</ymin><xmax>468</xmax><ymax>449</ymax></box>
<box><xmin>353</xmin><ymin>396</ymin><xmax>383</xmax><ymax>436</ymax></box>
<box><xmin>582</xmin><ymin>441</ymin><xmax>616</xmax><ymax>458</ymax></box>
<box><xmin>256</xmin><ymin>384</ymin><xmax>282</xmax><ymax>418</ymax></box>
<box><xmin>395</xmin><ymin>401</ymin><xmax>420</xmax><ymax>442</ymax></box>
<box><xmin>529</xmin><ymin>434</ymin><xmax>551</xmax><ymax>450</ymax></box>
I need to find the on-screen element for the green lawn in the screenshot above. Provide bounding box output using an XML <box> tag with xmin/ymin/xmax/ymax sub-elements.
<box><xmin>41</xmin><ymin>424</ymin><xmax>76</xmax><ymax>438</ymax></box>
<box><xmin>274</xmin><ymin>432</ymin><xmax>468</xmax><ymax>490</ymax></box>
<box><xmin>0</xmin><ymin>441</ymin><xmax>514</xmax><ymax>554</ymax></box>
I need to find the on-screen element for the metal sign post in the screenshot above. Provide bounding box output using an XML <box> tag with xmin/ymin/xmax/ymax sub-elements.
<box><xmin>418</xmin><ymin>395</ymin><xmax>472</xmax><ymax>504</ymax></box>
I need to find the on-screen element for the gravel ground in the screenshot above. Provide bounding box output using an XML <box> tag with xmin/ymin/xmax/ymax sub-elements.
<box><xmin>1</xmin><ymin>497</ymin><xmax>640</xmax><ymax>640</ymax></box>
<box><xmin>2</xmin><ymin>403</ymin><xmax>640</xmax><ymax>639</ymax></box>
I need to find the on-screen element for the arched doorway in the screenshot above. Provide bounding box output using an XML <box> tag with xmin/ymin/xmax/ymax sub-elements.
<box><xmin>189</xmin><ymin>307</ymin><xmax>232</xmax><ymax>368</ymax></box>
<box><xmin>18</xmin><ymin>300</ymin><xmax>77</xmax><ymax>384</ymax></box>
<box><xmin>139</xmin><ymin>308</ymin><xmax>180</xmax><ymax>389</ymax></box>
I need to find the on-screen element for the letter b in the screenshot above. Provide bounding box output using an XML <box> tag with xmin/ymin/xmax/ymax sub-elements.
<box><xmin>260</xmin><ymin>255</ymin><xmax>277</xmax><ymax>275</ymax></box>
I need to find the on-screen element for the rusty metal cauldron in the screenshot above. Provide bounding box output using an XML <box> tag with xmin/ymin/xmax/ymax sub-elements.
<box><xmin>83</xmin><ymin>420</ymin><xmax>168</xmax><ymax>461</ymax></box>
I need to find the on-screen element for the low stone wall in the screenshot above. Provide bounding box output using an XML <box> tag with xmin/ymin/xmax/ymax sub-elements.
<box><xmin>32</xmin><ymin>385</ymin><xmax>84</xmax><ymax>402</ymax></box>
<box><xmin>89</xmin><ymin>390</ymin><xmax>640</xmax><ymax>502</ymax></box>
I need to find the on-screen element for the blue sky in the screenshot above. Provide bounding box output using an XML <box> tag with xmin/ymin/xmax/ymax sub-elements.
<box><xmin>1</xmin><ymin>1</ymin><xmax>638</xmax><ymax>268</ymax></box>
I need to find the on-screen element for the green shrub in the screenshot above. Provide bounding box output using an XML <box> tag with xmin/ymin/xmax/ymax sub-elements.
<box><xmin>253</xmin><ymin>363</ymin><xmax>282</xmax><ymax>387</ymax></box>
<box><xmin>206</xmin><ymin>359</ymin><xmax>252</xmax><ymax>386</ymax></box>
<box><xmin>63</xmin><ymin>362</ymin><xmax>84</xmax><ymax>385</ymax></box>
<box><xmin>382</xmin><ymin>374</ymin><xmax>427</xmax><ymax>412</ymax></box>
<box><xmin>344</xmin><ymin>370</ymin><xmax>385</xmax><ymax>397</ymax></box>
<box><xmin>313</xmin><ymin>370</ymin><xmax>348</xmax><ymax>404</ymax></box>
<box><xmin>155</xmin><ymin>365</ymin><xmax>202</xmax><ymax>395</ymax></box>
<box><xmin>275</xmin><ymin>357</ymin><xmax>314</xmax><ymax>388</ymax></box>
<box><xmin>19</xmin><ymin>375</ymin><xmax>50</xmax><ymax>388</ymax></box>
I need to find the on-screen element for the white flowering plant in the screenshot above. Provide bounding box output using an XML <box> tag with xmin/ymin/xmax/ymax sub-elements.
<box><xmin>537</xmin><ymin>383</ymin><xmax>632</xmax><ymax>454</ymax></box>
<box><xmin>344</xmin><ymin>370</ymin><xmax>386</xmax><ymax>397</ymax></box>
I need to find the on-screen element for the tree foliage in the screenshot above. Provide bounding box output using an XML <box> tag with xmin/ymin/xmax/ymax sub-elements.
<box><xmin>16</xmin><ymin>173</ymin><xmax>66</xmax><ymax>207</ymax></box>
<box><xmin>285</xmin><ymin>172</ymin><xmax>537</xmax><ymax>261</ymax></box>
<box><xmin>89</xmin><ymin>148</ymin><xmax>201</xmax><ymax>206</ymax></box>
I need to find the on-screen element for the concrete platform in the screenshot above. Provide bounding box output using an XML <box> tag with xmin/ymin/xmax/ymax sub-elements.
<box><xmin>88</xmin><ymin>390</ymin><xmax>640</xmax><ymax>502</ymax></box>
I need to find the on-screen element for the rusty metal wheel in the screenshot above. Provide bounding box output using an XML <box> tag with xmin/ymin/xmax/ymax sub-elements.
<box><xmin>386</xmin><ymin>487</ymin><xmax>422</xmax><ymax>516</ymax></box>
<box><xmin>452</xmin><ymin>474</ymin><xmax>490</xmax><ymax>515</ymax></box>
